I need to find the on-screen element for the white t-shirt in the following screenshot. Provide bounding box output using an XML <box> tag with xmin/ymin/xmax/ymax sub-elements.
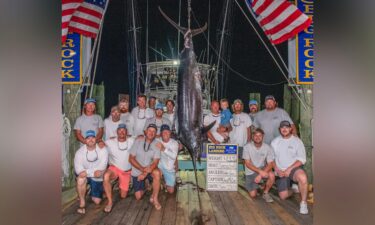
<box><xmin>229</xmin><ymin>112</ymin><xmax>252</xmax><ymax>147</ymax></box>
<box><xmin>105</xmin><ymin>137</ymin><xmax>135</xmax><ymax>171</ymax></box>
<box><xmin>242</xmin><ymin>142</ymin><xmax>274</xmax><ymax>175</ymax></box>
<box><xmin>74</xmin><ymin>145</ymin><xmax>108</xmax><ymax>181</ymax></box>
<box><xmin>163</xmin><ymin>112</ymin><xmax>178</xmax><ymax>133</ymax></box>
<box><xmin>158</xmin><ymin>138</ymin><xmax>179</xmax><ymax>172</ymax></box>
<box><xmin>203</xmin><ymin>112</ymin><xmax>223</xmax><ymax>143</ymax></box>
<box><xmin>104</xmin><ymin>118</ymin><xmax>124</xmax><ymax>140</ymax></box>
<box><xmin>131</xmin><ymin>107</ymin><xmax>155</xmax><ymax>136</ymax></box>
<box><xmin>271</xmin><ymin>135</ymin><xmax>306</xmax><ymax>170</ymax></box>
<box><xmin>120</xmin><ymin>112</ymin><xmax>135</xmax><ymax>136</ymax></box>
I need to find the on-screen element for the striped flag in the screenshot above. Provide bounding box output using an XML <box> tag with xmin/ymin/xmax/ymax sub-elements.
<box><xmin>62</xmin><ymin>0</ymin><xmax>107</xmax><ymax>43</ymax></box>
<box><xmin>245</xmin><ymin>0</ymin><xmax>312</xmax><ymax>45</ymax></box>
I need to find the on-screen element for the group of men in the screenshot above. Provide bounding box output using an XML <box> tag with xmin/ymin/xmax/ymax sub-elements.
<box><xmin>204</xmin><ymin>95</ymin><xmax>308</xmax><ymax>214</ymax></box>
<box><xmin>72</xmin><ymin>94</ymin><xmax>309</xmax><ymax>215</ymax></box>
<box><xmin>73</xmin><ymin>95</ymin><xmax>179</xmax><ymax>213</ymax></box>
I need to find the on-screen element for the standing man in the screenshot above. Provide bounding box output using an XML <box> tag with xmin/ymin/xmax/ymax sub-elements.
<box><xmin>129</xmin><ymin>124</ymin><xmax>162</xmax><ymax>210</ymax></box>
<box><xmin>144</xmin><ymin>103</ymin><xmax>171</xmax><ymax>137</ymax></box>
<box><xmin>163</xmin><ymin>99</ymin><xmax>178</xmax><ymax>137</ymax></box>
<box><xmin>229</xmin><ymin>99</ymin><xmax>252</xmax><ymax>158</ymax></box>
<box><xmin>242</xmin><ymin>128</ymin><xmax>275</xmax><ymax>202</ymax></box>
<box><xmin>74</xmin><ymin>130</ymin><xmax>108</xmax><ymax>214</ymax></box>
<box><xmin>248</xmin><ymin>99</ymin><xmax>259</xmax><ymax>123</ymax></box>
<box><xmin>103</xmin><ymin>124</ymin><xmax>135</xmax><ymax>213</ymax></box>
<box><xmin>74</xmin><ymin>98</ymin><xmax>104</xmax><ymax>145</ymax></box>
<box><xmin>148</xmin><ymin>96</ymin><xmax>157</xmax><ymax>110</ymax></box>
<box><xmin>157</xmin><ymin>124</ymin><xmax>179</xmax><ymax>193</ymax></box>
<box><xmin>131</xmin><ymin>95</ymin><xmax>155</xmax><ymax>137</ymax></box>
<box><xmin>119</xmin><ymin>98</ymin><xmax>135</xmax><ymax>136</ymax></box>
<box><xmin>253</xmin><ymin>95</ymin><xmax>297</xmax><ymax>145</ymax></box>
<box><xmin>271</xmin><ymin>121</ymin><xmax>309</xmax><ymax>214</ymax></box>
<box><xmin>104</xmin><ymin>106</ymin><xmax>123</xmax><ymax>140</ymax></box>
<box><xmin>204</xmin><ymin>100</ymin><xmax>227</xmax><ymax>144</ymax></box>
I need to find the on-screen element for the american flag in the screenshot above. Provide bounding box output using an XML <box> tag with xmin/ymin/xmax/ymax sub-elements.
<box><xmin>62</xmin><ymin>0</ymin><xmax>107</xmax><ymax>43</ymax></box>
<box><xmin>245</xmin><ymin>0</ymin><xmax>312</xmax><ymax>45</ymax></box>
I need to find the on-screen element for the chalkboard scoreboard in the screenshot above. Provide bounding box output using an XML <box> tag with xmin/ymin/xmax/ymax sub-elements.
<box><xmin>206</xmin><ymin>144</ymin><xmax>238</xmax><ymax>191</ymax></box>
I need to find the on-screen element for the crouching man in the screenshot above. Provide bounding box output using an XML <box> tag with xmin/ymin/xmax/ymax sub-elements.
<box><xmin>74</xmin><ymin>130</ymin><xmax>109</xmax><ymax>214</ymax></box>
<box><xmin>271</xmin><ymin>121</ymin><xmax>309</xmax><ymax>214</ymax></box>
<box><xmin>103</xmin><ymin>124</ymin><xmax>135</xmax><ymax>213</ymax></box>
<box><xmin>157</xmin><ymin>124</ymin><xmax>179</xmax><ymax>193</ymax></box>
<box><xmin>242</xmin><ymin>128</ymin><xmax>275</xmax><ymax>203</ymax></box>
<box><xmin>129</xmin><ymin>124</ymin><xmax>163</xmax><ymax>210</ymax></box>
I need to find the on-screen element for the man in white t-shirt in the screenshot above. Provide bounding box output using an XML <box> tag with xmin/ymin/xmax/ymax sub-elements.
<box><xmin>119</xmin><ymin>98</ymin><xmax>135</xmax><ymax>136</ymax></box>
<box><xmin>204</xmin><ymin>100</ymin><xmax>227</xmax><ymax>144</ymax></box>
<box><xmin>157</xmin><ymin>124</ymin><xmax>179</xmax><ymax>193</ymax></box>
<box><xmin>271</xmin><ymin>121</ymin><xmax>309</xmax><ymax>215</ymax></box>
<box><xmin>242</xmin><ymin>128</ymin><xmax>275</xmax><ymax>203</ymax></box>
<box><xmin>144</xmin><ymin>103</ymin><xmax>171</xmax><ymax>137</ymax></box>
<box><xmin>74</xmin><ymin>98</ymin><xmax>104</xmax><ymax>146</ymax></box>
<box><xmin>104</xmin><ymin>106</ymin><xmax>123</xmax><ymax>140</ymax></box>
<box><xmin>131</xmin><ymin>95</ymin><xmax>155</xmax><ymax>136</ymax></box>
<box><xmin>229</xmin><ymin>99</ymin><xmax>252</xmax><ymax>158</ymax></box>
<box><xmin>253</xmin><ymin>95</ymin><xmax>297</xmax><ymax>144</ymax></box>
<box><xmin>102</xmin><ymin>124</ymin><xmax>135</xmax><ymax>213</ymax></box>
<box><xmin>163</xmin><ymin>99</ymin><xmax>178</xmax><ymax>136</ymax></box>
<box><xmin>74</xmin><ymin>130</ymin><xmax>108</xmax><ymax>214</ymax></box>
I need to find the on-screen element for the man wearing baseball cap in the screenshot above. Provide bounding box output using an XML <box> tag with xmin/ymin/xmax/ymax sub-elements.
<box><xmin>144</xmin><ymin>103</ymin><xmax>171</xmax><ymax>137</ymax></box>
<box><xmin>74</xmin><ymin>130</ymin><xmax>109</xmax><ymax>214</ymax></box>
<box><xmin>248</xmin><ymin>99</ymin><xmax>259</xmax><ymax>123</ymax></box>
<box><xmin>253</xmin><ymin>95</ymin><xmax>297</xmax><ymax>145</ymax></box>
<box><xmin>271</xmin><ymin>121</ymin><xmax>309</xmax><ymax>214</ymax></box>
<box><xmin>131</xmin><ymin>95</ymin><xmax>155</xmax><ymax>136</ymax></box>
<box><xmin>74</xmin><ymin>98</ymin><xmax>104</xmax><ymax>146</ymax></box>
<box><xmin>156</xmin><ymin>124</ymin><xmax>179</xmax><ymax>193</ymax></box>
<box><xmin>129</xmin><ymin>123</ymin><xmax>163</xmax><ymax>210</ymax></box>
<box><xmin>103</xmin><ymin>124</ymin><xmax>135</xmax><ymax>213</ymax></box>
<box><xmin>103</xmin><ymin>106</ymin><xmax>123</xmax><ymax>140</ymax></box>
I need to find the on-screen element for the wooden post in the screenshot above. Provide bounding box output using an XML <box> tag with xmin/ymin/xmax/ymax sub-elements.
<box><xmin>291</xmin><ymin>88</ymin><xmax>301</xmax><ymax>126</ymax></box>
<box><xmin>62</xmin><ymin>84</ymin><xmax>82</xmax><ymax>188</ymax></box>
<box><xmin>283</xmin><ymin>84</ymin><xmax>292</xmax><ymax>115</ymax></box>
<box><xmin>92</xmin><ymin>82</ymin><xmax>105</xmax><ymax>118</ymax></box>
<box><xmin>248</xmin><ymin>93</ymin><xmax>261</xmax><ymax>109</ymax></box>
<box><xmin>299</xmin><ymin>84</ymin><xmax>313</xmax><ymax>183</ymax></box>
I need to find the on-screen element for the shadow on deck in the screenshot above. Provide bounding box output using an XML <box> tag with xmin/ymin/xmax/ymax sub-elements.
<box><xmin>62</xmin><ymin>171</ymin><xmax>313</xmax><ymax>225</ymax></box>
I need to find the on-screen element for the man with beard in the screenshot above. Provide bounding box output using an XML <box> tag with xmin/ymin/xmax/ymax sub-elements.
<box><xmin>229</xmin><ymin>99</ymin><xmax>252</xmax><ymax>158</ymax></box>
<box><xmin>248</xmin><ymin>99</ymin><xmax>259</xmax><ymax>123</ymax></box>
<box><xmin>163</xmin><ymin>99</ymin><xmax>178</xmax><ymax>137</ymax></box>
<box><xmin>144</xmin><ymin>103</ymin><xmax>171</xmax><ymax>137</ymax></box>
<box><xmin>74</xmin><ymin>98</ymin><xmax>104</xmax><ymax>146</ymax></box>
<box><xmin>253</xmin><ymin>95</ymin><xmax>297</xmax><ymax>145</ymax></box>
<box><xmin>131</xmin><ymin>95</ymin><xmax>155</xmax><ymax>136</ymax></box>
<box><xmin>104</xmin><ymin>106</ymin><xmax>123</xmax><ymax>140</ymax></box>
<box><xmin>148</xmin><ymin>96</ymin><xmax>157</xmax><ymax>110</ymax></box>
<box><xmin>118</xmin><ymin>98</ymin><xmax>135</xmax><ymax>136</ymax></box>
<box><xmin>129</xmin><ymin>124</ymin><xmax>162</xmax><ymax>210</ymax></box>
<box><xmin>74</xmin><ymin>130</ymin><xmax>108</xmax><ymax>214</ymax></box>
<box><xmin>271</xmin><ymin>121</ymin><xmax>309</xmax><ymax>214</ymax></box>
<box><xmin>103</xmin><ymin>124</ymin><xmax>135</xmax><ymax>213</ymax></box>
<box><xmin>242</xmin><ymin>128</ymin><xmax>275</xmax><ymax>202</ymax></box>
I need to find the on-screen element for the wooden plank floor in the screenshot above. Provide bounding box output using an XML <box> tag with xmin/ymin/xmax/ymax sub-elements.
<box><xmin>62</xmin><ymin>171</ymin><xmax>313</xmax><ymax>225</ymax></box>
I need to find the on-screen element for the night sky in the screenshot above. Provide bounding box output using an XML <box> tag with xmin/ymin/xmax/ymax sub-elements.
<box><xmin>95</xmin><ymin>0</ymin><xmax>288</xmax><ymax>116</ymax></box>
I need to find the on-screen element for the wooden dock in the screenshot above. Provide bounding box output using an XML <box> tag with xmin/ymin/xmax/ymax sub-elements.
<box><xmin>62</xmin><ymin>171</ymin><xmax>313</xmax><ymax>225</ymax></box>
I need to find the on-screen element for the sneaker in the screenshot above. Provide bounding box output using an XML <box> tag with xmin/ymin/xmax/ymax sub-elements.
<box><xmin>176</xmin><ymin>176</ymin><xmax>182</xmax><ymax>184</ymax></box>
<box><xmin>299</xmin><ymin>201</ymin><xmax>309</xmax><ymax>214</ymax></box>
<box><xmin>292</xmin><ymin>183</ymin><xmax>300</xmax><ymax>193</ymax></box>
<box><xmin>262</xmin><ymin>193</ymin><xmax>274</xmax><ymax>203</ymax></box>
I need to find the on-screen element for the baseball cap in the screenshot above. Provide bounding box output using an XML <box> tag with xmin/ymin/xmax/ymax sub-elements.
<box><xmin>117</xmin><ymin>123</ymin><xmax>127</xmax><ymax>130</ymax></box>
<box><xmin>84</xmin><ymin>98</ymin><xmax>96</xmax><ymax>104</ymax></box>
<box><xmin>85</xmin><ymin>130</ymin><xmax>96</xmax><ymax>138</ymax></box>
<box><xmin>155</xmin><ymin>103</ymin><xmax>164</xmax><ymax>110</ymax></box>
<box><xmin>160</xmin><ymin>124</ymin><xmax>171</xmax><ymax>133</ymax></box>
<box><xmin>279</xmin><ymin>120</ymin><xmax>291</xmax><ymax>128</ymax></box>
<box><xmin>265</xmin><ymin>95</ymin><xmax>275</xmax><ymax>101</ymax></box>
<box><xmin>248</xmin><ymin>100</ymin><xmax>258</xmax><ymax>105</ymax></box>
<box><xmin>146</xmin><ymin>123</ymin><xmax>157</xmax><ymax>130</ymax></box>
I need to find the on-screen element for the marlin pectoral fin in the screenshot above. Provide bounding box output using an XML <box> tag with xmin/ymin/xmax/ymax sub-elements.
<box><xmin>201</xmin><ymin>121</ymin><xmax>216</xmax><ymax>134</ymax></box>
<box><xmin>158</xmin><ymin>6</ymin><xmax>187</xmax><ymax>34</ymax></box>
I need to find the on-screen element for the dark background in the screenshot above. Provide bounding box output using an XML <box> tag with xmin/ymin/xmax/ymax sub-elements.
<box><xmin>95</xmin><ymin>0</ymin><xmax>288</xmax><ymax>116</ymax></box>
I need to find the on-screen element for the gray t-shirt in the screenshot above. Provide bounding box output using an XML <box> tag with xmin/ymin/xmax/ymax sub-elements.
<box><xmin>242</xmin><ymin>142</ymin><xmax>275</xmax><ymax>175</ymax></box>
<box><xmin>129</xmin><ymin>139</ymin><xmax>161</xmax><ymax>177</ymax></box>
<box><xmin>253</xmin><ymin>108</ymin><xmax>293</xmax><ymax>144</ymax></box>
<box><xmin>74</xmin><ymin>114</ymin><xmax>104</xmax><ymax>138</ymax></box>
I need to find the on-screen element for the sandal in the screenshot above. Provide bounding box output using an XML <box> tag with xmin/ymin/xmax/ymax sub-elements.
<box><xmin>153</xmin><ymin>202</ymin><xmax>162</xmax><ymax>210</ymax></box>
<box><xmin>104</xmin><ymin>204</ymin><xmax>112</xmax><ymax>213</ymax></box>
<box><xmin>77</xmin><ymin>206</ymin><xmax>86</xmax><ymax>214</ymax></box>
<box><xmin>149</xmin><ymin>197</ymin><xmax>154</xmax><ymax>204</ymax></box>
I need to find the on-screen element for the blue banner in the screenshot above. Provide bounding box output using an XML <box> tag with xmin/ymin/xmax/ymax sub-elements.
<box><xmin>207</xmin><ymin>144</ymin><xmax>238</xmax><ymax>155</ymax></box>
<box><xmin>296</xmin><ymin>0</ymin><xmax>314</xmax><ymax>84</ymax></box>
<box><xmin>61</xmin><ymin>33</ymin><xmax>82</xmax><ymax>84</ymax></box>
